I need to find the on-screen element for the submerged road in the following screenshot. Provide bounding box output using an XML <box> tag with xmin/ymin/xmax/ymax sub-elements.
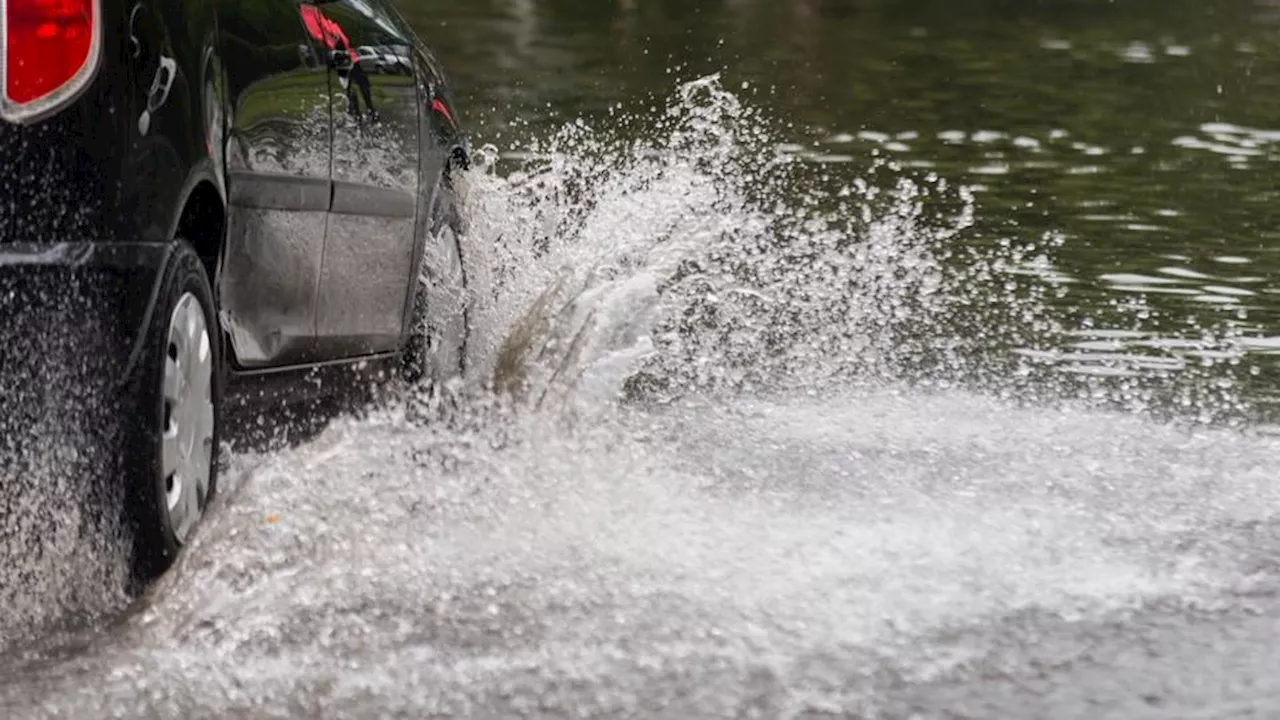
<box><xmin>1</xmin><ymin>389</ymin><xmax>1276</xmax><ymax>718</ymax></box>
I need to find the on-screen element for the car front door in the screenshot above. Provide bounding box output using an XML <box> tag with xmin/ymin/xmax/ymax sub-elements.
<box><xmin>217</xmin><ymin>0</ymin><xmax>333</xmax><ymax>367</ymax></box>
<box><xmin>306</xmin><ymin>0</ymin><xmax>421</xmax><ymax>358</ymax></box>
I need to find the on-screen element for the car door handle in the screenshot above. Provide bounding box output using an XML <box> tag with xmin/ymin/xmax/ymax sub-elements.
<box><xmin>147</xmin><ymin>56</ymin><xmax>177</xmax><ymax>111</ymax></box>
<box><xmin>138</xmin><ymin>55</ymin><xmax>176</xmax><ymax>136</ymax></box>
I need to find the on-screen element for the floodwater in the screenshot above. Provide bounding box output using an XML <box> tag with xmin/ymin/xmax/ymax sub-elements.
<box><xmin>6</xmin><ymin>0</ymin><xmax>1280</xmax><ymax>717</ymax></box>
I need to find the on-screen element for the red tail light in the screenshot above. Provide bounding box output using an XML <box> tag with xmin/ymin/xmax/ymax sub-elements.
<box><xmin>0</xmin><ymin>0</ymin><xmax>100</xmax><ymax>123</ymax></box>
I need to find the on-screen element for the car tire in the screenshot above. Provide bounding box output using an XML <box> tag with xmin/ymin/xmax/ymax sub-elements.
<box><xmin>402</xmin><ymin>176</ymin><xmax>468</xmax><ymax>392</ymax></box>
<box><xmin>126</xmin><ymin>239</ymin><xmax>221</xmax><ymax>585</ymax></box>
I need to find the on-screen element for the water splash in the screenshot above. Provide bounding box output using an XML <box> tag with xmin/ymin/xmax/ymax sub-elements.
<box><xmin>454</xmin><ymin>74</ymin><xmax>1267</xmax><ymax>429</ymax></box>
<box><xmin>457</xmin><ymin>75</ymin><xmax>1061</xmax><ymax>417</ymax></box>
<box><xmin>0</xmin><ymin>280</ymin><xmax>133</xmax><ymax>651</ymax></box>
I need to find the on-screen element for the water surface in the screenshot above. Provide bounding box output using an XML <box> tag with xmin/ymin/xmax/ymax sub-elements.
<box><xmin>412</xmin><ymin>0</ymin><xmax>1280</xmax><ymax>423</ymax></box>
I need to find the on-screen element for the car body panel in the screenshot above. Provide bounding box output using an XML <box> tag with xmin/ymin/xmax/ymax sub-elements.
<box><xmin>308</xmin><ymin>0</ymin><xmax>421</xmax><ymax>359</ymax></box>
<box><xmin>124</xmin><ymin>0</ymin><xmax>219</xmax><ymax>244</ymax></box>
<box><xmin>0</xmin><ymin>242</ymin><xmax>171</xmax><ymax>417</ymax></box>
<box><xmin>217</xmin><ymin>0</ymin><xmax>334</xmax><ymax>368</ymax></box>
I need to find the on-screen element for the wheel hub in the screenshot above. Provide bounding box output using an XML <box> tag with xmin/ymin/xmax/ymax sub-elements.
<box><xmin>161</xmin><ymin>291</ymin><xmax>214</xmax><ymax>544</ymax></box>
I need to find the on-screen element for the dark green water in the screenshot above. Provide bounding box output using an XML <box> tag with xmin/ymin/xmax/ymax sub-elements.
<box><xmin>403</xmin><ymin>0</ymin><xmax>1280</xmax><ymax>425</ymax></box>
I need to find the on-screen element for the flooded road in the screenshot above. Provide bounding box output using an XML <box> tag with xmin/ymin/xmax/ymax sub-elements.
<box><xmin>7</xmin><ymin>390</ymin><xmax>1280</xmax><ymax>718</ymax></box>
<box><xmin>7</xmin><ymin>0</ymin><xmax>1280</xmax><ymax>717</ymax></box>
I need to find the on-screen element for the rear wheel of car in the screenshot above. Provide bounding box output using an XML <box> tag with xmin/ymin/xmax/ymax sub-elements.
<box><xmin>127</xmin><ymin>240</ymin><xmax>221</xmax><ymax>585</ymax></box>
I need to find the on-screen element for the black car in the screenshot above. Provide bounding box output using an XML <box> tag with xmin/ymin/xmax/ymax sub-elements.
<box><xmin>0</xmin><ymin>0</ymin><xmax>469</xmax><ymax>583</ymax></box>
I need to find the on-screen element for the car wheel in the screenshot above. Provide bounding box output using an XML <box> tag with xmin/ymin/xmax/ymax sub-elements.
<box><xmin>402</xmin><ymin>177</ymin><xmax>468</xmax><ymax>392</ymax></box>
<box><xmin>127</xmin><ymin>239</ymin><xmax>221</xmax><ymax>584</ymax></box>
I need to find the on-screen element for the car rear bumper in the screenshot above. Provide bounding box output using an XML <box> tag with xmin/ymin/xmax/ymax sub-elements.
<box><xmin>0</xmin><ymin>241</ymin><xmax>174</xmax><ymax>387</ymax></box>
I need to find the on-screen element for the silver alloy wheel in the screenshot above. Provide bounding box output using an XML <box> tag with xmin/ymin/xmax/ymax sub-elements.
<box><xmin>162</xmin><ymin>291</ymin><xmax>214</xmax><ymax>544</ymax></box>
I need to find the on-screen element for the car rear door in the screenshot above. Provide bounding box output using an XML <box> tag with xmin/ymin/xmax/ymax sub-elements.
<box><xmin>217</xmin><ymin>0</ymin><xmax>334</xmax><ymax>367</ymax></box>
<box><xmin>307</xmin><ymin>0</ymin><xmax>421</xmax><ymax>358</ymax></box>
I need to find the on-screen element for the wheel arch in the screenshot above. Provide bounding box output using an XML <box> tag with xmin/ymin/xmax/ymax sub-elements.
<box><xmin>173</xmin><ymin>177</ymin><xmax>226</xmax><ymax>286</ymax></box>
<box><xmin>169</xmin><ymin>29</ymin><xmax>229</xmax><ymax>285</ymax></box>
<box><xmin>119</xmin><ymin>174</ymin><xmax>227</xmax><ymax>383</ymax></box>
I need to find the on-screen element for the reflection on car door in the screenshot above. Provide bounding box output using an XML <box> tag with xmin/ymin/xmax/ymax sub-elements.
<box><xmin>217</xmin><ymin>0</ymin><xmax>333</xmax><ymax>367</ymax></box>
<box><xmin>306</xmin><ymin>0</ymin><xmax>421</xmax><ymax>358</ymax></box>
